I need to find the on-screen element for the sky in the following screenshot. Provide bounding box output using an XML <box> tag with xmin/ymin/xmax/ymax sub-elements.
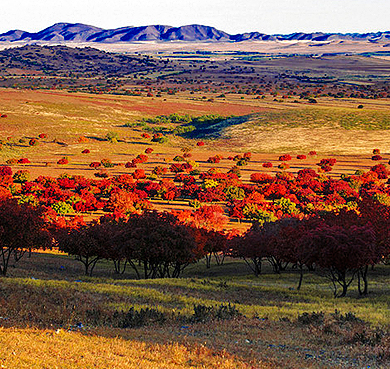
<box><xmin>1</xmin><ymin>0</ymin><xmax>389</xmax><ymax>35</ymax></box>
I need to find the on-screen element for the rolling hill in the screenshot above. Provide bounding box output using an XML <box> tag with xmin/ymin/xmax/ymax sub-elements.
<box><xmin>0</xmin><ymin>23</ymin><xmax>389</xmax><ymax>44</ymax></box>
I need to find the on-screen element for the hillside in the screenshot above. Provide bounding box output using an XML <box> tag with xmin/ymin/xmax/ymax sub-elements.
<box><xmin>0</xmin><ymin>22</ymin><xmax>390</xmax><ymax>43</ymax></box>
<box><xmin>0</xmin><ymin>44</ymin><xmax>162</xmax><ymax>75</ymax></box>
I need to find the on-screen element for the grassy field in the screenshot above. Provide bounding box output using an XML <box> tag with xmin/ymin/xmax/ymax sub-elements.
<box><xmin>0</xmin><ymin>252</ymin><xmax>389</xmax><ymax>368</ymax></box>
<box><xmin>1</xmin><ymin>88</ymin><xmax>390</xmax><ymax>368</ymax></box>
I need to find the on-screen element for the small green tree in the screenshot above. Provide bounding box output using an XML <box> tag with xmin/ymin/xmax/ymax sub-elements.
<box><xmin>106</xmin><ymin>131</ymin><xmax>119</xmax><ymax>143</ymax></box>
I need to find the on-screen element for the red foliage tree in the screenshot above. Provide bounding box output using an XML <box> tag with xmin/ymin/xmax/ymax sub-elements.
<box><xmin>117</xmin><ymin>211</ymin><xmax>197</xmax><ymax>278</ymax></box>
<box><xmin>0</xmin><ymin>199</ymin><xmax>51</xmax><ymax>276</ymax></box>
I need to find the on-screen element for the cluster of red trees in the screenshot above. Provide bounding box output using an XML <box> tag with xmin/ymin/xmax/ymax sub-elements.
<box><xmin>0</xmin><ymin>153</ymin><xmax>390</xmax><ymax>297</ymax></box>
<box><xmin>231</xmin><ymin>198</ymin><xmax>388</xmax><ymax>297</ymax></box>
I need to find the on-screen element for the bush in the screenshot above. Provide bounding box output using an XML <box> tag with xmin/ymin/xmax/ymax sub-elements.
<box><xmin>262</xmin><ymin>162</ymin><xmax>273</xmax><ymax>168</ymax></box>
<box><xmin>372</xmin><ymin>155</ymin><xmax>383</xmax><ymax>161</ymax></box>
<box><xmin>6</xmin><ymin>158</ymin><xmax>18</xmax><ymax>165</ymax></box>
<box><xmin>133</xmin><ymin>169</ymin><xmax>146</xmax><ymax>179</ymax></box>
<box><xmin>95</xmin><ymin>169</ymin><xmax>109</xmax><ymax>178</ymax></box>
<box><xmin>298</xmin><ymin>312</ymin><xmax>325</xmax><ymax>325</ymax></box>
<box><xmin>38</xmin><ymin>133</ymin><xmax>47</xmax><ymax>139</ymax></box>
<box><xmin>278</xmin><ymin>162</ymin><xmax>290</xmax><ymax>170</ymax></box>
<box><xmin>106</xmin><ymin>131</ymin><xmax>119</xmax><ymax>143</ymax></box>
<box><xmin>297</xmin><ymin>154</ymin><xmax>307</xmax><ymax>160</ymax></box>
<box><xmin>191</xmin><ymin>303</ymin><xmax>241</xmax><ymax>323</ymax></box>
<box><xmin>82</xmin><ymin>149</ymin><xmax>90</xmax><ymax>154</ymax></box>
<box><xmin>125</xmin><ymin>161</ymin><xmax>136</xmax><ymax>168</ymax></box>
<box><xmin>197</xmin><ymin>141</ymin><xmax>205</xmax><ymax>146</ymax></box>
<box><xmin>52</xmin><ymin>201</ymin><xmax>73</xmax><ymax>215</ymax></box>
<box><xmin>90</xmin><ymin>162</ymin><xmax>101</xmax><ymax>169</ymax></box>
<box><xmin>0</xmin><ymin>166</ymin><xmax>12</xmax><ymax>176</ymax></box>
<box><xmin>101</xmin><ymin>159</ymin><xmax>114</xmax><ymax>168</ymax></box>
<box><xmin>29</xmin><ymin>138</ymin><xmax>38</xmax><ymax>146</ymax></box>
<box><xmin>13</xmin><ymin>170</ymin><xmax>30</xmax><ymax>183</ymax></box>
<box><xmin>18</xmin><ymin>158</ymin><xmax>30</xmax><ymax>164</ymax></box>
<box><xmin>136</xmin><ymin>154</ymin><xmax>148</xmax><ymax>163</ymax></box>
<box><xmin>279</xmin><ymin>154</ymin><xmax>292</xmax><ymax>161</ymax></box>
<box><xmin>57</xmin><ymin>157</ymin><xmax>69</xmax><ymax>165</ymax></box>
<box><xmin>78</xmin><ymin>136</ymin><xmax>89</xmax><ymax>143</ymax></box>
<box><xmin>113</xmin><ymin>307</ymin><xmax>166</xmax><ymax>328</ymax></box>
<box><xmin>250</xmin><ymin>173</ymin><xmax>273</xmax><ymax>183</ymax></box>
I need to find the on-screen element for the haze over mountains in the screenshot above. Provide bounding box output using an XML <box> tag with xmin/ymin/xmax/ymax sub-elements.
<box><xmin>1</xmin><ymin>23</ymin><xmax>390</xmax><ymax>43</ymax></box>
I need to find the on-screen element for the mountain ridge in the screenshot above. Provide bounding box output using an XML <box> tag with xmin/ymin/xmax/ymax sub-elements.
<box><xmin>0</xmin><ymin>23</ymin><xmax>390</xmax><ymax>43</ymax></box>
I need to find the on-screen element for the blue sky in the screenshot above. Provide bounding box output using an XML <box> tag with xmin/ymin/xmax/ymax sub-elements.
<box><xmin>2</xmin><ymin>0</ymin><xmax>389</xmax><ymax>34</ymax></box>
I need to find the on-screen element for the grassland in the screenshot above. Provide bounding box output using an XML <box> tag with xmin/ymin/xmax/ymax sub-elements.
<box><xmin>1</xmin><ymin>252</ymin><xmax>389</xmax><ymax>368</ymax></box>
<box><xmin>1</xmin><ymin>82</ymin><xmax>390</xmax><ymax>368</ymax></box>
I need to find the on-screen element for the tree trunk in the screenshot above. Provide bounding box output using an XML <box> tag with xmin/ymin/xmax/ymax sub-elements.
<box><xmin>297</xmin><ymin>265</ymin><xmax>304</xmax><ymax>291</ymax></box>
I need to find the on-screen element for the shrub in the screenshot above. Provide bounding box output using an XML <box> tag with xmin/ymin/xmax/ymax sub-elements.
<box><xmin>373</xmin><ymin>149</ymin><xmax>381</xmax><ymax>155</ymax></box>
<box><xmin>173</xmin><ymin>155</ymin><xmax>185</xmax><ymax>162</ymax></box>
<box><xmin>141</xmin><ymin>133</ymin><xmax>151</xmax><ymax>139</ymax></box>
<box><xmin>78</xmin><ymin>136</ymin><xmax>89</xmax><ymax>143</ymax></box>
<box><xmin>13</xmin><ymin>170</ymin><xmax>30</xmax><ymax>183</ymax></box>
<box><xmin>250</xmin><ymin>173</ymin><xmax>273</xmax><ymax>183</ymax></box>
<box><xmin>82</xmin><ymin>149</ymin><xmax>90</xmax><ymax>154</ymax></box>
<box><xmin>370</xmin><ymin>164</ymin><xmax>388</xmax><ymax>179</ymax></box>
<box><xmin>101</xmin><ymin>159</ymin><xmax>114</xmax><ymax>168</ymax></box>
<box><xmin>125</xmin><ymin>161</ymin><xmax>136</xmax><ymax>168</ymax></box>
<box><xmin>319</xmin><ymin>165</ymin><xmax>332</xmax><ymax>172</ymax></box>
<box><xmin>152</xmin><ymin>166</ymin><xmax>168</xmax><ymax>176</ymax></box>
<box><xmin>90</xmin><ymin>162</ymin><xmax>101</xmax><ymax>169</ymax></box>
<box><xmin>29</xmin><ymin>138</ymin><xmax>38</xmax><ymax>146</ymax></box>
<box><xmin>297</xmin><ymin>154</ymin><xmax>307</xmax><ymax>160</ymax></box>
<box><xmin>0</xmin><ymin>166</ymin><xmax>12</xmax><ymax>176</ymax></box>
<box><xmin>52</xmin><ymin>201</ymin><xmax>73</xmax><ymax>215</ymax></box>
<box><xmin>145</xmin><ymin>148</ymin><xmax>153</xmax><ymax>154</ymax></box>
<box><xmin>6</xmin><ymin>158</ymin><xmax>18</xmax><ymax>165</ymax></box>
<box><xmin>236</xmin><ymin>158</ymin><xmax>248</xmax><ymax>167</ymax></box>
<box><xmin>207</xmin><ymin>156</ymin><xmax>222</xmax><ymax>164</ymax></box>
<box><xmin>262</xmin><ymin>162</ymin><xmax>273</xmax><ymax>168</ymax></box>
<box><xmin>136</xmin><ymin>154</ymin><xmax>148</xmax><ymax>163</ymax></box>
<box><xmin>197</xmin><ymin>141</ymin><xmax>205</xmax><ymax>146</ymax></box>
<box><xmin>279</xmin><ymin>154</ymin><xmax>292</xmax><ymax>161</ymax></box>
<box><xmin>278</xmin><ymin>162</ymin><xmax>290</xmax><ymax>170</ymax></box>
<box><xmin>113</xmin><ymin>307</ymin><xmax>166</xmax><ymax>328</ymax></box>
<box><xmin>57</xmin><ymin>157</ymin><xmax>69</xmax><ymax>165</ymax></box>
<box><xmin>372</xmin><ymin>155</ymin><xmax>383</xmax><ymax>161</ymax></box>
<box><xmin>18</xmin><ymin>158</ymin><xmax>30</xmax><ymax>164</ymax></box>
<box><xmin>318</xmin><ymin>158</ymin><xmax>337</xmax><ymax>167</ymax></box>
<box><xmin>133</xmin><ymin>169</ymin><xmax>146</xmax><ymax>179</ymax></box>
<box><xmin>38</xmin><ymin>133</ymin><xmax>47</xmax><ymax>139</ymax></box>
<box><xmin>298</xmin><ymin>312</ymin><xmax>325</xmax><ymax>325</ymax></box>
<box><xmin>106</xmin><ymin>131</ymin><xmax>119</xmax><ymax>143</ymax></box>
<box><xmin>191</xmin><ymin>303</ymin><xmax>241</xmax><ymax>323</ymax></box>
<box><xmin>190</xmin><ymin>169</ymin><xmax>201</xmax><ymax>176</ymax></box>
<box><xmin>309</xmin><ymin>151</ymin><xmax>317</xmax><ymax>156</ymax></box>
<box><xmin>228</xmin><ymin>166</ymin><xmax>241</xmax><ymax>178</ymax></box>
<box><xmin>94</xmin><ymin>169</ymin><xmax>109</xmax><ymax>178</ymax></box>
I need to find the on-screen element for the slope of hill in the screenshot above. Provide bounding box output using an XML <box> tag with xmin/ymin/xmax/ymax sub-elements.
<box><xmin>0</xmin><ymin>22</ymin><xmax>389</xmax><ymax>44</ymax></box>
<box><xmin>0</xmin><ymin>44</ymin><xmax>161</xmax><ymax>74</ymax></box>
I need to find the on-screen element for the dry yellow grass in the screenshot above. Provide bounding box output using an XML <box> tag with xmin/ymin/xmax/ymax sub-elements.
<box><xmin>0</xmin><ymin>327</ymin><xmax>263</xmax><ymax>369</ymax></box>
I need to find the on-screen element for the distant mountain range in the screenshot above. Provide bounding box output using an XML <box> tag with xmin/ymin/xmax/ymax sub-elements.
<box><xmin>0</xmin><ymin>23</ymin><xmax>389</xmax><ymax>43</ymax></box>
